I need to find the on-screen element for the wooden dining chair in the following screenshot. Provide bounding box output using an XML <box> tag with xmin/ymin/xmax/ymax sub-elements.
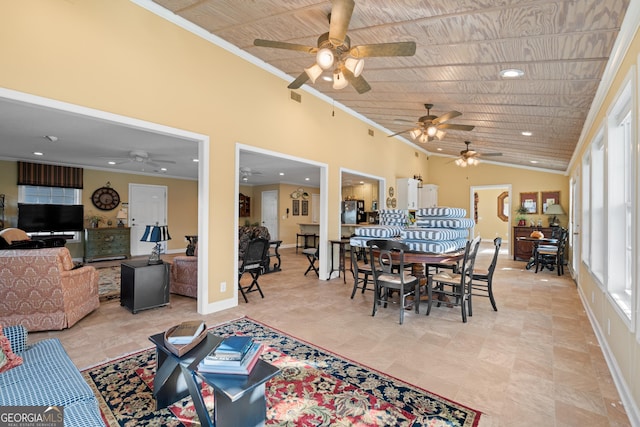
<box><xmin>367</xmin><ymin>239</ymin><xmax>419</xmax><ymax>325</ymax></box>
<box><xmin>426</xmin><ymin>236</ymin><xmax>481</xmax><ymax>323</ymax></box>
<box><xmin>471</xmin><ymin>237</ymin><xmax>502</xmax><ymax>312</ymax></box>
<box><xmin>535</xmin><ymin>228</ymin><xmax>568</xmax><ymax>275</ymax></box>
<box><xmin>350</xmin><ymin>245</ymin><xmax>375</xmax><ymax>298</ymax></box>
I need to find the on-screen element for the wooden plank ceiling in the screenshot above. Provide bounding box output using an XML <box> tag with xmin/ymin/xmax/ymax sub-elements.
<box><xmin>153</xmin><ymin>0</ymin><xmax>630</xmax><ymax>172</ymax></box>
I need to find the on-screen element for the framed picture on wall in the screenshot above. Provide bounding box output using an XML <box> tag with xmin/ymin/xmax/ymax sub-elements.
<box><xmin>301</xmin><ymin>200</ymin><xmax>308</xmax><ymax>216</ymax></box>
<box><xmin>541</xmin><ymin>191</ymin><xmax>560</xmax><ymax>213</ymax></box>
<box><xmin>292</xmin><ymin>199</ymin><xmax>300</xmax><ymax>216</ymax></box>
<box><xmin>520</xmin><ymin>192</ymin><xmax>538</xmax><ymax>214</ymax></box>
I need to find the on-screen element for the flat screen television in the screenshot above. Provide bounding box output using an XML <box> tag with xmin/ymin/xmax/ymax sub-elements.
<box><xmin>18</xmin><ymin>203</ymin><xmax>84</xmax><ymax>233</ymax></box>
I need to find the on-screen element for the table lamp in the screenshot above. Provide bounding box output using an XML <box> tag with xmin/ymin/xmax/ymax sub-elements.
<box><xmin>116</xmin><ymin>209</ymin><xmax>127</xmax><ymax>228</ymax></box>
<box><xmin>545</xmin><ymin>204</ymin><xmax>565</xmax><ymax>227</ymax></box>
<box><xmin>140</xmin><ymin>223</ymin><xmax>171</xmax><ymax>264</ymax></box>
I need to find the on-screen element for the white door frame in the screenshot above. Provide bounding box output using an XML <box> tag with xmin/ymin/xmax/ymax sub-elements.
<box><xmin>469</xmin><ymin>184</ymin><xmax>512</xmax><ymax>255</ymax></box>
<box><xmin>236</xmin><ymin>144</ymin><xmax>329</xmax><ymax>283</ymax></box>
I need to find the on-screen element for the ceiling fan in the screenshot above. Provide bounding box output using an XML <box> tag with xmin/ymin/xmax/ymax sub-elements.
<box><xmin>106</xmin><ymin>150</ymin><xmax>176</xmax><ymax>168</ymax></box>
<box><xmin>455</xmin><ymin>141</ymin><xmax>502</xmax><ymax>167</ymax></box>
<box><xmin>389</xmin><ymin>104</ymin><xmax>475</xmax><ymax>142</ymax></box>
<box><xmin>239</xmin><ymin>166</ymin><xmax>262</xmax><ymax>182</ymax></box>
<box><xmin>253</xmin><ymin>0</ymin><xmax>416</xmax><ymax>94</ymax></box>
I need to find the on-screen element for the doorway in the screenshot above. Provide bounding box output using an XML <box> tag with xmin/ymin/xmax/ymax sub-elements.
<box><xmin>470</xmin><ymin>185</ymin><xmax>511</xmax><ymax>255</ymax></box>
<box><xmin>128</xmin><ymin>184</ymin><xmax>168</xmax><ymax>256</ymax></box>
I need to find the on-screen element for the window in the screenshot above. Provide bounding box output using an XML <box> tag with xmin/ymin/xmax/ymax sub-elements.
<box><xmin>581</xmin><ymin>151</ymin><xmax>591</xmax><ymax>268</ymax></box>
<box><xmin>606</xmin><ymin>77</ymin><xmax>634</xmax><ymax>321</ymax></box>
<box><xmin>18</xmin><ymin>185</ymin><xmax>82</xmax><ymax>241</ymax></box>
<box><xmin>590</xmin><ymin>135</ymin><xmax>605</xmax><ymax>283</ymax></box>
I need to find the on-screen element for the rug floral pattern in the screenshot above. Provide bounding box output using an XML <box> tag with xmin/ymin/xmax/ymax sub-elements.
<box><xmin>82</xmin><ymin>318</ymin><xmax>480</xmax><ymax>427</ymax></box>
<box><xmin>97</xmin><ymin>266</ymin><xmax>120</xmax><ymax>302</ymax></box>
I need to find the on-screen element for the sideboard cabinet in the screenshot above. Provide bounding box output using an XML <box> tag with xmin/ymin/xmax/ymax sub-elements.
<box><xmin>513</xmin><ymin>226</ymin><xmax>553</xmax><ymax>261</ymax></box>
<box><xmin>84</xmin><ymin>227</ymin><xmax>131</xmax><ymax>262</ymax></box>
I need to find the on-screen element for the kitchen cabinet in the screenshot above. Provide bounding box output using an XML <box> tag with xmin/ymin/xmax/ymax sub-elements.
<box><xmin>419</xmin><ymin>184</ymin><xmax>438</xmax><ymax>208</ymax></box>
<box><xmin>396</xmin><ymin>178</ymin><xmax>419</xmax><ymax>210</ymax></box>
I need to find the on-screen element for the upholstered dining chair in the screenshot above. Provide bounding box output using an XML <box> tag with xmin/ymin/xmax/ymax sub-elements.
<box><xmin>426</xmin><ymin>236</ymin><xmax>481</xmax><ymax>323</ymax></box>
<box><xmin>471</xmin><ymin>237</ymin><xmax>502</xmax><ymax>312</ymax></box>
<box><xmin>238</xmin><ymin>237</ymin><xmax>270</xmax><ymax>303</ymax></box>
<box><xmin>367</xmin><ymin>239</ymin><xmax>419</xmax><ymax>325</ymax></box>
<box><xmin>350</xmin><ymin>246</ymin><xmax>375</xmax><ymax>298</ymax></box>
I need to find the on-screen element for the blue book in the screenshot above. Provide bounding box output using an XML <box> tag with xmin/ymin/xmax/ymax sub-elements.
<box><xmin>212</xmin><ymin>336</ymin><xmax>253</xmax><ymax>358</ymax></box>
<box><xmin>199</xmin><ymin>342</ymin><xmax>263</xmax><ymax>375</ymax></box>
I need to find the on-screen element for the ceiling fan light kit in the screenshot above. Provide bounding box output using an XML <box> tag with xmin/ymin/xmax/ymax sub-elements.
<box><xmin>253</xmin><ymin>0</ymin><xmax>415</xmax><ymax>94</ymax></box>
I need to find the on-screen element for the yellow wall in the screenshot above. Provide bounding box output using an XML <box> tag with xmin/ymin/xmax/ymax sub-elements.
<box><xmin>567</xmin><ymin>23</ymin><xmax>640</xmax><ymax>417</ymax></box>
<box><xmin>0</xmin><ymin>1</ymin><xmax>567</xmax><ymax>303</ymax></box>
<box><xmin>0</xmin><ymin>160</ymin><xmax>198</xmax><ymax>259</ymax></box>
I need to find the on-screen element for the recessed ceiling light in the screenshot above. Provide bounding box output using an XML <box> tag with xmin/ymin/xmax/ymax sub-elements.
<box><xmin>160</xmin><ymin>167</ymin><xmax>167</xmax><ymax>171</ymax></box>
<box><xmin>322</xmin><ymin>76</ymin><xmax>332</xmax><ymax>82</ymax></box>
<box><xmin>436</xmin><ymin>147</ymin><xmax>443</xmax><ymax>151</ymax></box>
<box><xmin>279</xmin><ymin>172</ymin><xmax>285</xmax><ymax>176</ymax></box>
<box><xmin>305</xmin><ymin>177</ymin><xmax>310</xmax><ymax>181</ymax></box>
<box><xmin>192</xmin><ymin>158</ymin><xmax>199</xmax><ymax>163</ymax></box>
<box><xmin>33</xmin><ymin>152</ymin><xmax>43</xmax><ymax>156</ymax></box>
<box><xmin>530</xmin><ymin>160</ymin><xmax>539</xmax><ymax>164</ymax></box>
<box><xmin>500</xmin><ymin>68</ymin><xmax>524</xmax><ymax>78</ymax></box>
<box><xmin>521</xmin><ymin>131</ymin><xmax>532</xmax><ymax>136</ymax></box>
<box><xmin>108</xmin><ymin>161</ymin><xmax>116</xmax><ymax>165</ymax></box>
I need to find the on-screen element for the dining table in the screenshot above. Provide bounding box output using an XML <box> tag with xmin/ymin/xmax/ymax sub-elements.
<box><xmin>370</xmin><ymin>247</ymin><xmax>466</xmax><ymax>306</ymax></box>
<box><xmin>516</xmin><ymin>236</ymin><xmax>558</xmax><ymax>269</ymax></box>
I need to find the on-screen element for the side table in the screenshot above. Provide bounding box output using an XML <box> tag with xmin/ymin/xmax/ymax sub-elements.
<box><xmin>329</xmin><ymin>238</ymin><xmax>350</xmax><ymax>283</ymax></box>
<box><xmin>190</xmin><ymin>358</ymin><xmax>280</xmax><ymax>427</ymax></box>
<box><xmin>121</xmin><ymin>259</ymin><xmax>170</xmax><ymax>313</ymax></box>
<box><xmin>264</xmin><ymin>240</ymin><xmax>282</xmax><ymax>274</ymax></box>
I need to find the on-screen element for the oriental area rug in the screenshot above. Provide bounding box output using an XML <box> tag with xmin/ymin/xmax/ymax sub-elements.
<box><xmin>81</xmin><ymin>317</ymin><xmax>481</xmax><ymax>427</ymax></box>
<box><xmin>96</xmin><ymin>266</ymin><xmax>120</xmax><ymax>302</ymax></box>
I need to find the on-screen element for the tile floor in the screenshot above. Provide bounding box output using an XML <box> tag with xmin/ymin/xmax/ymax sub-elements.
<box><xmin>31</xmin><ymin>243</ymin><xmax>631</xmax><ymax>426</ymax></box>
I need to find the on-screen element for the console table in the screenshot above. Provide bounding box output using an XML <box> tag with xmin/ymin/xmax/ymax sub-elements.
<box><xmin>263</xmin><ymin>240</ymin><xmax>282</xmax><ymax>274</ymax></box>
<box><xmin>513</xmin><ymin>226</ymin><xmax>553</xmax><ymax>261</ymax></box>
<box><xmin>84</xmin><ymin>227</ymin><xmax>130</xmax><ymax>262</ymax></box>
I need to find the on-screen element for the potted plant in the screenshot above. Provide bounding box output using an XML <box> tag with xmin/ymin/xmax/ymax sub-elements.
<box><xmin>86</xmin><ymin>213</ymin><xmax>105</xmax><ymax>228</ymax></box>
<box><xmin>515</xmin><ymin>206</ymin><xmax>528</xmax><ymax>226</ymax></box>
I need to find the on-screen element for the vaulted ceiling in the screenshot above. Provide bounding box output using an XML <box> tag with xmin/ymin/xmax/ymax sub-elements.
<box><xmin>152</xmin><ymin>0</ymin><xmax>630</xmax><ymax>172</ymax></box>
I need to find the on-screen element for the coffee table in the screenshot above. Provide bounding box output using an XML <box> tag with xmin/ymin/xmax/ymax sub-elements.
<box><xmin>149</xmin><ymin>331</ymin><xmax>279</xmax><ymax>427</ymax></box>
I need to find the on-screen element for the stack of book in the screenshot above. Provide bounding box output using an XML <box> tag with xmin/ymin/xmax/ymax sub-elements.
<box><xmin>198</xmin><ymin>335</ymin><xmax>262</xmax><ymax>375</ymax></box>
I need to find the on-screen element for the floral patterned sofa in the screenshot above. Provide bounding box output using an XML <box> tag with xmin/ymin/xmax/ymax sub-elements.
<box><xmin>0</xmin><ymin>247</ymin><xmax>99</xmax><ymax>331</ymax></box>
<box><xmin>169</xmin><ymin>226</ymin><xmax>271</xmax><ymax>299</ymax></box>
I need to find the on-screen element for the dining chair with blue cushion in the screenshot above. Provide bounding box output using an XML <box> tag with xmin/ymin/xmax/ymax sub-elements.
<box><xmin>367</xmin><ymin>239</ymin><xmax>419</xmax><ymax>325</ymax></box>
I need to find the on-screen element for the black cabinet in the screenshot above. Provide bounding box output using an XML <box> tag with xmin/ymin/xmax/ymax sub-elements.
<box><xmin>120</xmin><ymin>259</ymin><xmax>170</xmax><ymax>314</ymax></box>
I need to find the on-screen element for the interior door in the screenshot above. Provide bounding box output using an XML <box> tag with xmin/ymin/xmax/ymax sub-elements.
<box><xmin>129</xmin><ymin>184</ymin><xmax>168</xmax><ymax>256</ymax></box>
<box><xmin>261</xmin><ymin>190</ymin><xmax>278</xmax><ymax>239</ymax></box>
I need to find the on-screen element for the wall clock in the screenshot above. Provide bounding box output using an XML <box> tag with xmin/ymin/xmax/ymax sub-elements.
<box><xmin>91</xmin><ymin>186</ymin><xmax>120</xmax><ymax>211</ymax></box>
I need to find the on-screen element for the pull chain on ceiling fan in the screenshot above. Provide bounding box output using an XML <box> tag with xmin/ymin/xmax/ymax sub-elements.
<box><xmin>254</xmin><ymin>0</ymin><xmax>416</xmax><ymax>94</ymax></box>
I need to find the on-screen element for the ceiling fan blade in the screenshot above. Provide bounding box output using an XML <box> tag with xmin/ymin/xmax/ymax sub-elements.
<box><xmin>438</xmin><ymin>123</ymin><xmax>475</xmax><ymax>131</ymax></box>
<box><xmin>151</xmin><ymin>159</ymin><xmax>176</xmax><ymax>164</ymax></box>
<box><xmin>288</xmin><ymin>72</ymin><xmax>310</xmax><ymax>89</ymax></box>
<box><xmin>480</xmin><ymin>152</ymin><xmax>503</xmax><ymax>157</ymax></box>
<box><xmin>329</xmin><ymin>0</ymin><xmax>355</xmax><ymax>46</ymax></box>
<box><xmin>254</xmin><ymin>39</ymin><xmax>316</xmax><ymax>54</ymax></box>
<box><xmin>350</xmin><ymin>41</ymin><xmax>416</xmax><ymax>58</ymax></box>
<box><xmin>387</xmin><ymin>128</ymin><xmax>415</xmax><ymax>137</ymax></box>
<box><xmin>432</xmin><ymin>110</ymin><xmax>461</xmax><ymax>124</ymax></box>
<box><xmin>343</xmin><ymin>68</ymin><xmax>371</xmax><ymax>94</ymax></box>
